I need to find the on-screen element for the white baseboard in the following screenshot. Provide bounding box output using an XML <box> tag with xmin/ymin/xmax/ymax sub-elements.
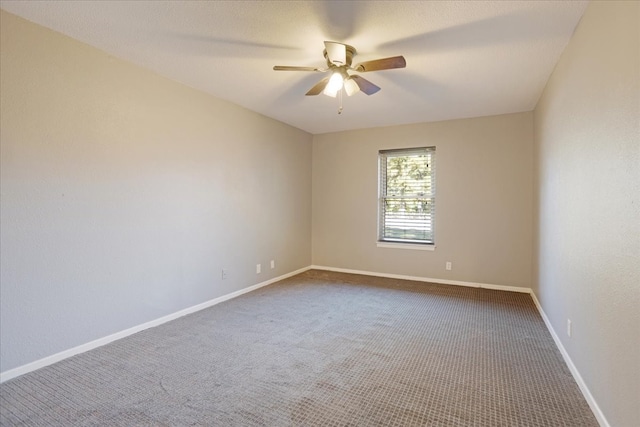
<box><xmin>310</xmin><ymin>265</ymin><xmax>531</xmax><ymax>293</ymax></box>
<box><xmin>529</xmin><ymin>292</ymin><xmax>609</xmax><ymax>427</ymax></box>
<box><xmin>1</xmin><ymin>264</ymin><xmax>608</xmax><ymax>427</ymax></box>
<box><xmin>0</xmin><ymin>266</ymin><xmax>311</xmax><ymax>384</ymax></box>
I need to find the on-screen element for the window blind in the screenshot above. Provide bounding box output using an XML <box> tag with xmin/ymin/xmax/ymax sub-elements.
<box><xmin>379</xmin><ymin>147</ymin><xmax>435</xmax><ymax>244</ymax></box>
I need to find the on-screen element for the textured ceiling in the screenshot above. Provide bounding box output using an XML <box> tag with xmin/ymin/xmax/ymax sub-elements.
<box><xmin>0</xmin><ymin>1</ymin><xmax>588</xmax><ymax>134</ymax></box>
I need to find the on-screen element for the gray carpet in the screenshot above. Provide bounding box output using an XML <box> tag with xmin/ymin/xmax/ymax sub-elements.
<box><xmin>1</xmin><ymin>270</ymin><xmax>597</xmax><ymax>426</ymax></box>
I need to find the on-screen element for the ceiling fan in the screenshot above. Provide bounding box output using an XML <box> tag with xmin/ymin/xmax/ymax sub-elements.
<box><xmin>273</xmin><ymin>41</ymin><xmax>406</xmax><ymax>101</ymax></box>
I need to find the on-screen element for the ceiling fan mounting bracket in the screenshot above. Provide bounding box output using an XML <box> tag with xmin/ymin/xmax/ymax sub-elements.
<box><xmin>323</xmin><ymin>44</ymin><xmax>356</xmax><ymax>68</ymax></box>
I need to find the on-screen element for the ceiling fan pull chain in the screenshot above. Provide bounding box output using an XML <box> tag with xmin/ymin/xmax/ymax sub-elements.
<box><xmin>338</xmin><ymin>89</ymin><xmax>343</xmax><ymax>115</ymax></box>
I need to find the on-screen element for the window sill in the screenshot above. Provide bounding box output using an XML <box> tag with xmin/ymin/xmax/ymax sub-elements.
<box><xmin>376</xmin><ymin>242</ymin><xmax>435</xmax><ymax>251</ymax></box>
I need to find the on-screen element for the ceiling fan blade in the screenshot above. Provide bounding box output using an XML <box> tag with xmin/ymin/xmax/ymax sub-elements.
<box><xmin>305</xmin><ymin>77</ymin><xmax>331</xmax><ymax>96</ymax></box>
<box><xmin>273</xmin><ymin>66</ymin><xmax>322</xmax><ymax>72</ymax></box>
<box><xmin>350</xmin><ymin>75</ymin><xmax>381</xmax><ymax>95</ymax></box>
<box><xmin>355</xmin><ymin>56</ymin><xmax>406</xmax><ymax>72</ymax></box>
<box><xmin>324</xmin><ymin>41</ymin><xmax>347</xmax><ymax>65</ymax></box>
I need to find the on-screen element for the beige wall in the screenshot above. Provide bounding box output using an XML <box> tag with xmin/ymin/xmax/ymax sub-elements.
<box><xmin>4</xmin><ymin>5</ymin><xmax>638</xmax><ymax>424</ymax></box>
<box><xmin>533</xmin><ymin>1</ymin><xmax>640</xmax><ymax>426</ymax></box>
<box><xmin>312</xmin><ymin>113</ymin><xmax>534</xmax><ymax>288</ymax></box>
<box><xmin>0</xmin><ymin>11</ymin><xmax>312</xmax><ymax>372</ymax></box>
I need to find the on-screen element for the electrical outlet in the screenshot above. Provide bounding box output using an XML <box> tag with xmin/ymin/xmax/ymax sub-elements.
<box><xmin>567</xmin><ymin>319</ymin><xmax>572</xmax><ymax>337</ymax></box>
<box><xmin>256</xmin><ymin>264</ymin><xmax>261</xmax><ymax>274</ymax></box>
<box><xmin>446</xmin><ymin>262</ymin><xmax>452</xmax><ymax>271</ymax></box>
<box><xmin>270</xmin><ymin>260</ymin><xmax>275</xmax><ymax>269</ymax></box>
<box><xmin>221</xmin><ymin>269</ymin><xmax>228</xmax><ymax>280</ymax></box>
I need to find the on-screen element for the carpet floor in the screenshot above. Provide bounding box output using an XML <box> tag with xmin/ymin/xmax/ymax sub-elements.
<box><xmin>0</xmin><ymin>270</ymin><xmax>597</xmax><ymax>426</ymax></box>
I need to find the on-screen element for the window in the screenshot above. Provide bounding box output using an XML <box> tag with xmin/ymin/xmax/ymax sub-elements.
<box><xmin>378</xmin><ymin>147</ymin><xmax>435</xmax><ymax>246</ymax></box>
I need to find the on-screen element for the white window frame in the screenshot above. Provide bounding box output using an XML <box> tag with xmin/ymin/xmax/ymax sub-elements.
<box><xmin>377</xmin><ymin>147</ymin><xmax>436</xmax><ymax>249</ymax></box>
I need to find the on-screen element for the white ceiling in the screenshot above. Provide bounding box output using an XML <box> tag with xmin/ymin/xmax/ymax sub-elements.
<box><xmin>1</xmin><ymin>1</ymin><xmax>588</xmax><ymax>135</ymax></box>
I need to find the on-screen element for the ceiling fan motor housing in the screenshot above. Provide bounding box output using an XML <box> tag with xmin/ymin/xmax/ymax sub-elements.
<box><xmin>324</xmin><ymin>44</ymin><xmax>357</xmax><ymax>67</ymax></box>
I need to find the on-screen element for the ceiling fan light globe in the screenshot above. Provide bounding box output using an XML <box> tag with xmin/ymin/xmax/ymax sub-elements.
<box><xmin>324</xmin><ymin>72</ymin><xmax>344</xmax><ymax>96</ymax></box>
<box><xmin>323</xmin><ymin>87</ymin><xmax>339</xmax><ymax>98</ymax></box>
<box><xmin>344</xmin><ymin>78</ymin><xmax>360</xmax><ymax>96</ymax></box>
